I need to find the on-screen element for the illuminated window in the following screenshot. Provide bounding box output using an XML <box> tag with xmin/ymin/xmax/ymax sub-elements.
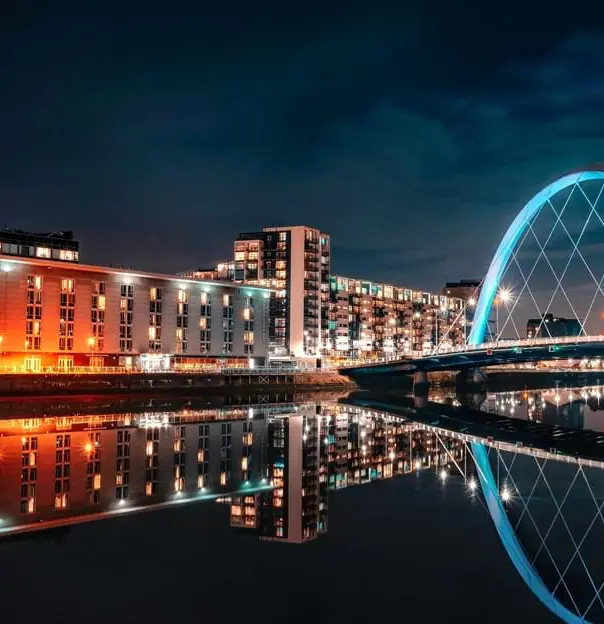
<box><xmin>222</xmin><ymin>294</ymin><xmax>231</xmax><ymax>307</ymax></box>
<box><xmin>36</xmin><ymin>247</ymin><xmax>51</xmax><ymax>258</ymax></box>
<box><xmin>149</xmin><ymin>287</ymin><xmax>162</xmax><ymax>301</ymax></box>
<box><xmin>54</xmin><ymin>493</ymin><xmax>69</xmax><ymax>509</ymax></box>
<box><xmin>61</xmin><ymin>279</ymin><xmax>74</xmax><ymax>293</ymax></box>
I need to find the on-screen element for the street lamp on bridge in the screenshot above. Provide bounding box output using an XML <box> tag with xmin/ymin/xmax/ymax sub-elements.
<box><xmin>495</xmin><ymin>287</ymin><xmax>514</xmax><ymax>341</ymax></box>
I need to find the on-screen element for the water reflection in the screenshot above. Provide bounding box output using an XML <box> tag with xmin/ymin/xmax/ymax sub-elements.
<box><xmin>0</xmin><ymin>401</ymin><xmax>465</xmax><ymax>544</ymax></box>
<box><xmin>482</xmin><ymin>385</ymin><xmax>604</xmax><ymax>432</ymax></box>
<box><xmin>3</xmin><ymin>388</ymin><xmax>604</xmax><ymax>622</ymax></box>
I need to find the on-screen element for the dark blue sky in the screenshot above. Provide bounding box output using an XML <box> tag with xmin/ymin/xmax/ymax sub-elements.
<box><xmin>2</xmin><ymin>1</ymin><xmax>604</xmax><ymax>290</ymax></box>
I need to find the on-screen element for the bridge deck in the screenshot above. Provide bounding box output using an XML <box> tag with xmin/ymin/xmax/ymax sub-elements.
<box><xmin>341</xmin><ymin>338</ymin><xmax>604</xmax><ymax>377</ymax></box>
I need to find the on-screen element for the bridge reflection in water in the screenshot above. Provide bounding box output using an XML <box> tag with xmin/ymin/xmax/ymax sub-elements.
<box><xmin>348</xmin><ymin>385</ymin><xmax>604</xmax><ymax>624</ymax></box>
<box><xmin>1</xmin><ymin>390</ymin><xmax>604</xmax><ymax>621</ymax></box>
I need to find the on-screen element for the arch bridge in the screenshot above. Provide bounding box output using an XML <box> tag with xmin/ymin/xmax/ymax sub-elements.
<box><xmin>342</xmin><ymin>165</ymin><xmax>604</xmax><ymax>384</ymax></box>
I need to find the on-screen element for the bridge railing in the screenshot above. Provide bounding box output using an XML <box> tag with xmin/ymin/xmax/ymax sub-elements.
<box><xmin>425</xmin><ymin>334</ymin><xmax>604</xmax><ymax>357</ymax></box>
<box><xmin>342</xmin><ymin>334</ymin><xmax>604</xmax><ymax>368</ymax></box>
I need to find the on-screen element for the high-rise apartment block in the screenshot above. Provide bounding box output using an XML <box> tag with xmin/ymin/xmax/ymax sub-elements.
<box><xmin>233</xmin><ymin>226</ymin><xmax>330</xmax><ymax>358</ymax></box>
<box><xmin>189</xmin><ymin>224</ymin><xmax>470</xmax><ymax>361</ymax></box>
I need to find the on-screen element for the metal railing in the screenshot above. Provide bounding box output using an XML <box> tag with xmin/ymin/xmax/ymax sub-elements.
<box><xmin>341</xmin><ymin>335</ymin><xmax>604</xmax><ymax>369</ymax></box>
<box><xmin>426</xmin><ymin>334</ymin><xmax>604</xmax><ymax>357</ymax></box>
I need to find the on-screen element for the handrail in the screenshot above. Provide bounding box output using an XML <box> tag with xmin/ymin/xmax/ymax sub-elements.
<box><xmin>341</xmin><ymin>334</ymin><xmax>604</xmax><ymax>368</ymax></box>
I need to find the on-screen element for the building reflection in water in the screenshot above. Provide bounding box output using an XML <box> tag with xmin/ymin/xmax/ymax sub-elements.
<box><xmin>0</xmin><ymin>401</ymin><xmax>466</xmax><ymax>543</ymax></box>
<box><xmin>482</xmin><ymin>385</ymin><xmax>604</xmax><ymax>432</ymax></box>
<box><xmin>4</xmin><ymin>390</ymin><xmax>604</xmax><ymax>621</ymax></box>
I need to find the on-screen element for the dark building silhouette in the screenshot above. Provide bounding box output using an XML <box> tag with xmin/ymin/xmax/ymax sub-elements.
<box><xmin>527</xmin><ymin>313</ymin><xmax>582</xmax><ymax>339</ymax></box>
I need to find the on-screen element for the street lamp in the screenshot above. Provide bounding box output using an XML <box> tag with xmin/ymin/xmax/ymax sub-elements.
<box><xmin>88</xmin><ymin>337</ymin><xmax>95</xmax><ymax>369</ymax></box>
<box><xmin>498</xmin><ymin>288</ymin><xmax>512</xmax><ymax>304</ymax></box>
<box><xmin>495</xmin><ymin>287</ymin><xmax>513</xmax><ymax>340</ymax></box>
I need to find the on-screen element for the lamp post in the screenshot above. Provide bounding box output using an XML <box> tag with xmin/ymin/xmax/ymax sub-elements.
<box><xmin>466</xmin><ymin>297</ymin><xmax>476</xmax><ymax>344</ymax></box>
<box><xmin>88</xmin><ymin>337</ymin><xmax>95</xmax><ymax>370</ymax></box>
<box><xmin>496</xmin><ymin>288</ymin><xmax>512</xmax><ymax>342</ymax></box>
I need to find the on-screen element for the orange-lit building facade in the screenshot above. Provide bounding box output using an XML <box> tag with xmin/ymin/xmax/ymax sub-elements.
<box><xmin>0</xmin><ymin>255</ymin><xmax>271</xmax><ymax>371</ymax></box>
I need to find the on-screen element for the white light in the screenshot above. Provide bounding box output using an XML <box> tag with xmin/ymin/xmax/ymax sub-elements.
<box><xmin>501</xmin><ymin>487</ymin><xmax>511</xmax><ymax>502</ymax></box>
<box><xmin>1</xmin><ymin>264</ymin><xmax>11</xmax><ymax>273</ymax></box>
<box><xmin>468</xmin><ymin>297</ymin><xmax>476</xmax><ymax>307</ymax></box>
<box><xmin>440</xmin><ymin>469</ymin><xmax>447</xmax><ymax>481</ymax></box>
<box><xmin>324</xmin><ymin>437</ymin><xmax>329</xmax><ymax>445</ymax></box>
<box><xmin>302</xmin><ymin>434</ymin><xmax>308</xmax><ymax>442</ymax></box>
<box><xmin>498</xmin><ymin>288</ymin><xmax>512</xmax><ymax>304</ymax></box>
<box><xmin>415</xmin><ymin>460</ymin><xmax>421</xmax><ymax>470</ymax></box>
<box><xmin>248</xmin><ymin>407</ymin><xmax>254</xmax><ymax>419</ymax></box>
<box><xmin>468</xmin><ymin>478</ymin><xmax>477</xmax><ymax>492</ymax></box>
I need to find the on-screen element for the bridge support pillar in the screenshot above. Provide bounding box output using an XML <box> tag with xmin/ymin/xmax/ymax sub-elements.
<box><xmin>456</xmin><ymin>368</ymin><xmax>487</xmax><ymax>386</ymax></box>
<box><xmin>413</xmin><ymin>370</ymin><xmax>429</xmax><ymax>388</ymax></box>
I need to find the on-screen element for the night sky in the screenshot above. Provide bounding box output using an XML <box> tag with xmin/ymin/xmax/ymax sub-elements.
<box><xmin>2</xmin><ymin>2</ymin><xmax>604</xmax><ymax>291</ymax></box>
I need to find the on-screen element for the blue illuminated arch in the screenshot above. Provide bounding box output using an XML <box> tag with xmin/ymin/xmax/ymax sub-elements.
<box><xmin>472</xmin><ymin>442</ymin><xmax>586</xmax><ymax>623</ymax></box>
<box><xmin>467</xmin><ymin>168</ymin><xmax>604</xmax><ymax>346</ymax></box>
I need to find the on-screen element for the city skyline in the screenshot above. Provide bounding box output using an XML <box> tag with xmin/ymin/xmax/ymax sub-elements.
<box><xmin>3</xmin><ymin>3</ymin><xmax>604</xmax><ymax>291</ymax></box>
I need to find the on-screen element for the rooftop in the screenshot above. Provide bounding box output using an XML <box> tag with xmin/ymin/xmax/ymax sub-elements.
<box><xmin>0</xmin><ymin>254</ymin><xmax>274</xmax><ymax>292</ymax></box>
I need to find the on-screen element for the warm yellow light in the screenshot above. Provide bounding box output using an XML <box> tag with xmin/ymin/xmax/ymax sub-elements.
<box><xmin>84</xmin><ymin>442</ymin><xmax>93</xmax><ymax>453</ymax></box>
<box><xmin>88</xmin><ymin>337</ymin><xmax>95</xmax><ymax>347</ymax></box>
<box><xmin>468</xmin><ymin>297</ymin><xmax>476</xmax><ymax>307</ymax></box>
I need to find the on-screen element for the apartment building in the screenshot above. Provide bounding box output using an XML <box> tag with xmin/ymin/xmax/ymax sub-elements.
<box><xmin>233</xmin><ymin>226</ymin><xmax>330</xmax><ymax>358</ymax></box>
<box><xmin>0</xmin><ymin>229</ymin><xmax>80</xmax><ymax>263</ymax></box>
<box><xmin>0</xmin><ymin>255</ymin><xmax>271</xmax><ymax>371</ymax></box>
<box><xmin>327</xmin><ymin>275</ymin><xmax>467</xmax><ymax>360</ymax></box>
<box><xmin>178</xmin><ymin>261</ymin><xmax>235</xmax><ymax>282</ymax></box>
<box><xmin>181</xmin><ymin>223</ymin><xmax>469</xmax><ymax>362</ymax></box>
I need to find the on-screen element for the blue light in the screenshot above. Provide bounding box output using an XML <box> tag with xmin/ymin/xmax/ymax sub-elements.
<box><xmin>472</xmin><ymin>442</ymin><xmax>584</xmax><ymax>623</ymax></box>
<box><xmin>468</xmin><ymin>169</ymin><xmax>604</xmax><ymax>346</ymax></box>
